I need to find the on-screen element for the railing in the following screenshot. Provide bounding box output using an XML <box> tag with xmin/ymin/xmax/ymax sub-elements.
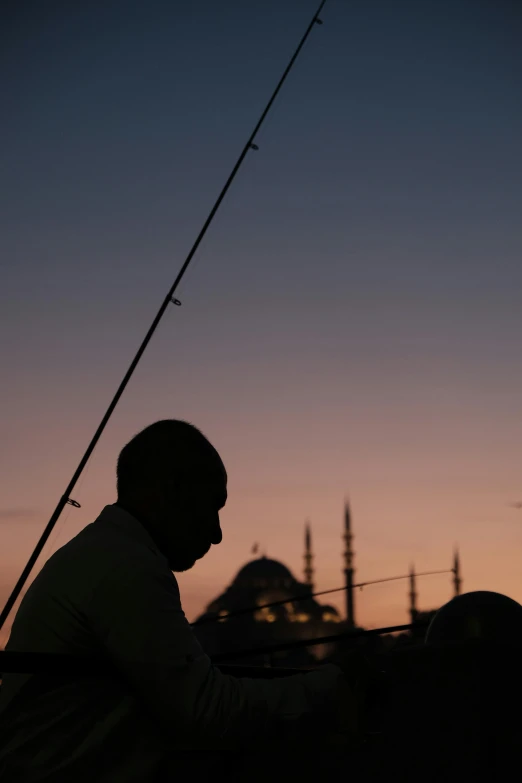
<box><xmin>0</xmin><ymin>621</ymin><xmax>427</xmax><ymax>677</ymax></box>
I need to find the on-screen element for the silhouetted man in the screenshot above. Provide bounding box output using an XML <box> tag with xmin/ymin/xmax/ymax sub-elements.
<box><xmin>0</xmin><ymin>420</ymin><xmax>352</xmax><ymax>781</ymax></box>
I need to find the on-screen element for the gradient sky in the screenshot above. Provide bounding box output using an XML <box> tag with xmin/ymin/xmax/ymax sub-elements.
<box><xmin>1</xmin><ymin>0</ymin><xmax>522</xmax><ymax>649</ymax></box>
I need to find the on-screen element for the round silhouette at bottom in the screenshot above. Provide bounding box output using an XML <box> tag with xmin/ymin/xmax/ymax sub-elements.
<box><xmin>425</xmin><ymin>590</ymin><xmax>522</xmax><ymax>646</ymax></box>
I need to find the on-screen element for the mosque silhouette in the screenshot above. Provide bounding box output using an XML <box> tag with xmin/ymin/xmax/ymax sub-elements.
<box><xmin>193</xmin><ymin>501</ymin><xmax>462</xmax><ymax>665</ymax></box>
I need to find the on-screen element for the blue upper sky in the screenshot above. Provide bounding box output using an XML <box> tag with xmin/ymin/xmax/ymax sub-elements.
<box><xmin>1</xmin><ymin>0</ymin><xmax>521</xmax><ymax>630</ymax></box>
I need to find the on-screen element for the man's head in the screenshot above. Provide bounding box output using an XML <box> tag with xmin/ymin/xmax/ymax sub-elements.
<box><xmin>116</xmin><ymin>420</ymin><xmax>227</xmax><ymax>572</ymax></box>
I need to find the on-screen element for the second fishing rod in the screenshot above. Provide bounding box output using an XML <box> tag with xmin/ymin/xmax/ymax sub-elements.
<box><xmin>0</xmin><ymin>0</ymin><xmax>328</xmax><ymax>631</ymax></box>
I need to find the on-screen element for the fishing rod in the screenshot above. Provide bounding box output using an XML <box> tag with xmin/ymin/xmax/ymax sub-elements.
<box><xmin>211</xmin><ymin>621</ymin><xmax>431</xmax><ymax>663</ymax></box>
<box><xmin>192</xmin><ymin>568</ymin><xmax>454</xmax><ymax>626</ymax></box>
<box><xmin>0</xmin><ymin>0</ymin><xmax>328</xmax><ymax>632</ymax></box>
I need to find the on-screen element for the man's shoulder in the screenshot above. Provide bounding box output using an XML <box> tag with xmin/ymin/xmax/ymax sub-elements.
<box><xmin>43</xmin><ymin>519</ymin><xmax>126</xmax><ymax>574</ymax></box>
<box><xmin>37</xmin><ymin>507</ymin><xmax>164</xmax><ymax>599</ymax></box>
<box><xmin>51</xmin><ymin>506</ymin><xmax>158</xmax><ymax>563</ymax></box>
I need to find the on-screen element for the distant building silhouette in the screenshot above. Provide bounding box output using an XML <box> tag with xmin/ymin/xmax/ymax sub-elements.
<box><xmin>193</xmin><ymin>501</ymin><xmax>464</xmax><ymax>661</ymax></box>
<box><xmin>343</xmin><ymin>499</ymin><xmax>356</xmax><ymax>628</ymax></box>
<box><xmin>453</xmin><ymin>548</ymin><xmax>462</xmax><ymax>596</ymax></box>
<box><xmin>303</xmin><ymin>521</ymin><xmax>314</xmax><ymax>590</ymax></box>
<box><xmin>193</xmin><ymin>508</ymin><xmax>358</xmax><ymax>666</ymax></box>
<box><xmin>392</xmin><ymin>551</ymin><xmax>464</xmax><ymax>647</ymax></box>
<box><xmin>409</xmin><ymin>564</ymin><xmax>418</xmax><ymax>625</ymax></box>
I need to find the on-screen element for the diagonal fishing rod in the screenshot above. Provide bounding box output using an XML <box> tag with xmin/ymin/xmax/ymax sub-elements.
<box><xmin>211</xmin><ymin>621</ymin><xmax>432</xmax><ymax>663</ymax></box>
<box><xmin>0</xmin><ymin>0</ymin><xmax>328</xmax><ymax>632</ymax></box>
<box><xmin>192</xmin><ymin>569</ymin><xmax>454</xmax><ymax>626</ymax></box>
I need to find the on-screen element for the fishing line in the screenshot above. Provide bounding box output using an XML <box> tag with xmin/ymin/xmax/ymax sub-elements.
<box><xmin>192</xmin><ymin>569</ymin><xmax>454</xmax><ymax>626</ymax></box>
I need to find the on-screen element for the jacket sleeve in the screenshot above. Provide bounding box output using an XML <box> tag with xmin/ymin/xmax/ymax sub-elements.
<box><xmin>86</xmin><ymin>559</ymin><xmax>346</xmax><ymax>743</ymax></box>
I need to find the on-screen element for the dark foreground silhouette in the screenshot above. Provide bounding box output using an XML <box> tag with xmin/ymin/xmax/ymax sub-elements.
<box><xmin>2</xmin><ymin>596</ymin><xmax>522</xmax><ymax>781</ymax></box>
<box><xmin>0</xmin><ymin>418</ymin><xmax>520</xmax><ymax>780</ymax></box>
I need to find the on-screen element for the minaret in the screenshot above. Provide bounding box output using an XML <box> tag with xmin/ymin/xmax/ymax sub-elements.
<box><xmin>304</xmin><ymin>521</ymin><xmax>314</xmax><ymax>590</ymax></box>
<box><xmin>343</xmin><ymin>499</ymin><xmax>356</xmax><ymax>628</ymax></box>
<box><xmin>409</xmin><ymin>564</ymin><xmax>418</xmax><ymax>624</ymax></box>
<box><xmin>453</xmin><ymin>548</ymin><xmax>462</xmax><ymax>596</ymax></box>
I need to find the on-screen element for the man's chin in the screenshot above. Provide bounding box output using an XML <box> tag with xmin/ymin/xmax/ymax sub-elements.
<box><xmin>169</xmin><ymin>546</ymin><xmax>210</xmax><ymax>572</ymax></box>
<box><xmin>170</xmin><ymin>559</ymin><xmax>197</xmax><ymax>573</ymax></box>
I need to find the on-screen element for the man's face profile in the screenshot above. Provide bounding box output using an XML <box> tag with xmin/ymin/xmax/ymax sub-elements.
<box><xmin>157</xmin><ymin>459</ymin><xmax>228</xmax><ymax>572</ymax></box>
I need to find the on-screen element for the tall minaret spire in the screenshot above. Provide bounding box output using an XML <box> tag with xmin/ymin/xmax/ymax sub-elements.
<box><xmin>453</xmin><ymin>547</ymin><xmax>462</xmax><ymax>596</ymax></box>
<box><xmin>304</xmin><ymin>521</ymin><xmax>314</xmax><ymax>590</ymax></box>
<box><xmin>409</xmin><ymin>564</ymin><xmax>418</xmax><ymax>624</ymax></box>
<box><xmin>343</xmin><ymin>498</ymin><xmax>356</xmax><ymax>628</ymax></box>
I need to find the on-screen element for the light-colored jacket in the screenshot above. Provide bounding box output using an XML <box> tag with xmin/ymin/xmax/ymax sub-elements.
<box><xmin>0</xmin><ymin>504</ymin><xmax>344</xmax><ymax>781</ymax></box>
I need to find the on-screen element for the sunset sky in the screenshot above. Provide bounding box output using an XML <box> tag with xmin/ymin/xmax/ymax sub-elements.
<box><xmin>1</xmin><ymin>0</ymin><xmax>521</xmax><ymax>649</ymax></box>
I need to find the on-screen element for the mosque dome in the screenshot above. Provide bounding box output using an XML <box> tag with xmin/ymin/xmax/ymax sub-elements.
<box><xmin>233</xmin><ymin>557</ymin><xmax>295</xmax><ymax>589</ymax></box>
